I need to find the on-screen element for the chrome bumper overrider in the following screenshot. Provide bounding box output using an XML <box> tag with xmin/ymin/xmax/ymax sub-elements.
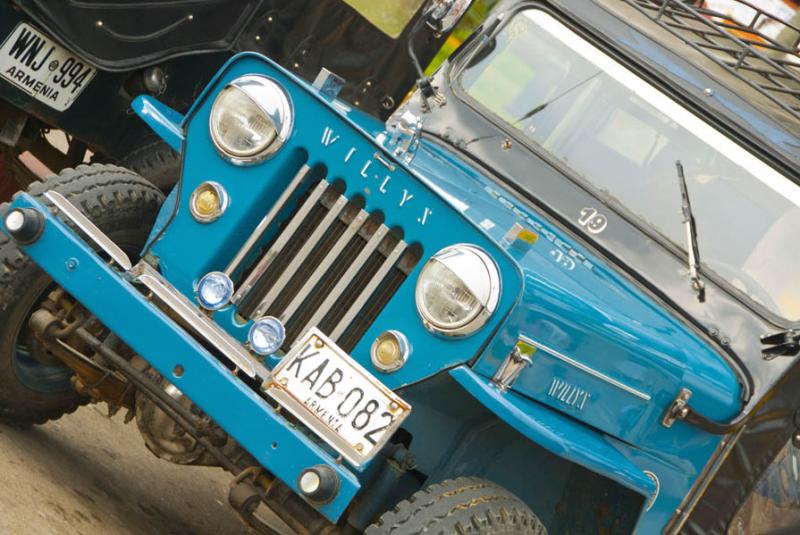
<box><xmin>7</xmin><ymin>191</ymin><xmax>360</xmax><ymax>521</ymax></box>
<box><xmin>130</xmin><ymin>262</ymin><xmax>270</xmax><ymax>380</ymax></box>
<box><xmin>46</xmin><ymin>190</ymin><xmax>270</xmax><ymax>380</ymax></box>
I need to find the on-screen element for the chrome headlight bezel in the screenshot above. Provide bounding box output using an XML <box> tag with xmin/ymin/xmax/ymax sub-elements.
<box><xmin>415</xmin><ymin>244</ymin><xmax>501</xmax><ymax>337</ymax></box>
<box><xmin>209</xmin><ymin>75</ymin><xmax>293</xmax><ymax>165</ymax></box>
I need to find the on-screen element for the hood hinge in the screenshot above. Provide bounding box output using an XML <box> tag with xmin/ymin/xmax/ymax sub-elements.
<box><xmin>492</xmin><ymin>337</ymin><xmax>536</xmax><ymax>391</ymax></box>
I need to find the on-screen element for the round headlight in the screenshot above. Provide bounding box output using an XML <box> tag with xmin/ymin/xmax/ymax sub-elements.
<box><xmin>415</xmin><ymin>244</ymin><xmax>501</xmax><ymax>337</ymax></box>
<box><xmin>196</xmin><ymin>271</ymin><xmax>234</xmax><ymax>310</ymax></box>
<box><xmin>209</xmin><ymin>75</ymin><xmax>293</xmax><ymax>165</ymax></box>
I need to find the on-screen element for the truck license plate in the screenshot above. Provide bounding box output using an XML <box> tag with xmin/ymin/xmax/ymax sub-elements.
<box><xmin>266</xmin><ymin>328</ymin><xmax>411</xmax><ymax>466</ymax></box>
<box><xmin>0</xmin><ymin>23</ymin><xmax>96</xmax><ymax>111</ymax></box>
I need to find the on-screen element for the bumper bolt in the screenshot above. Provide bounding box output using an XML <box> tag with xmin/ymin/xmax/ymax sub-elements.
<box><xmin>5</xmin><ymin>207</ymin><xmax>44</xmax><ymax>244</ymax></box>
<box><xmin>297</xmin><ymin>465</ymin><xmax>339</xmax><ymax>504</ymax></box>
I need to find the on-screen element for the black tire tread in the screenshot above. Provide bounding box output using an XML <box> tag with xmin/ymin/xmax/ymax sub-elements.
<box><xmin>118</xmin><ymin>137</ymin><xmax>180</xmax><ymax>190</ymax></box>
<box><xmin>0</xmin><ymin>164</ymin><xmax>163</xmax><ymax>426</ymax></box>
<box><xmin>365</xmin><ymin>477</ymin><xmax>547</xmax><ymax>535</ymax></box>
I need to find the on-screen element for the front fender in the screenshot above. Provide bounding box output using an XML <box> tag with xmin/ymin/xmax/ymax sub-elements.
<box><xmin>449</xmin><ymin>366</ymin><xmax>656</xmax><ymax>498</ymax></box>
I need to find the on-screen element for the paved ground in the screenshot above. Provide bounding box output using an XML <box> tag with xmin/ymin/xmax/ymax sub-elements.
<box><xmin>0</xmin><ymin>404</ymin><xmax>286</xmax><ymax>535</ymax></box>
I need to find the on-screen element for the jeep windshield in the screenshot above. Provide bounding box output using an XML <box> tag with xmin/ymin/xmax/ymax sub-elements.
<box><xmin>458</xmin><ymin>9</ymin><xmax>800</xmax><ymax>322</ymax></box>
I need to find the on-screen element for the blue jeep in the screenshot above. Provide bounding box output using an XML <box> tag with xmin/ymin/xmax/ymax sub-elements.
<box><xmin>2</xmin><ymin>0</ymin><xmax>800</xmax><ymax>533</ymax></box>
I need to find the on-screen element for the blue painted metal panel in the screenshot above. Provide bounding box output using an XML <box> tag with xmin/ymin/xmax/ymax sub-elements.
<box><xmin>449</xmin><ymin>366</ymin><xmax>655</xmax><ymax>497</ymax></box>
<box><xmin>410</xmin><ymin>140</ymin><xmax>736</xmax><ymax>533</ymax></box>
<box><xmin>5</xmin><ymin>193</ymin><xmax>359</xmax><ymax>522</ymax></box>
<box><xmin>132</xmin><ymin>95</ymin><xmax>185</xmax><ymax>153</ymax></box>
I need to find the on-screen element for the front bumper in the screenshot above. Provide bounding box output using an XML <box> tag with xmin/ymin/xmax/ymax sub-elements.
<box><xmin>4</xmin><ymin>192</ymin><xmax>360</xmax><ymax>522</ymax></box>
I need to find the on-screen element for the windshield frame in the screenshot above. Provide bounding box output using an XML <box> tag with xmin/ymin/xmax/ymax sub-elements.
<box><xmin>447</xmin><ymin>3</ymin><xmax>800</xmax><ymax>328</ymax></box>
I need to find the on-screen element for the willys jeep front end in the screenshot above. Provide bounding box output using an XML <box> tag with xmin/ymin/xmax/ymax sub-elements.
<box><xmin>3</xmin><ymin>0</ymin><xmax>800</xmax><ymax>533</ymax></box>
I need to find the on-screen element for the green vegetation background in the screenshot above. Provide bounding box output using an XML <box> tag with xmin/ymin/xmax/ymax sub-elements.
<box><xmin>344</xmin><ymin>0</ymin><xmax>500</xmax><ymax>67</ymax></box>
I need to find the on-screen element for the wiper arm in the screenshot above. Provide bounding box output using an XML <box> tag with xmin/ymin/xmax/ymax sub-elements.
<box><xmin>676</xmin><ymin>161</ymin><xmax>706</xmax><ymax>303</ymax></box>
<box><xmin>512</xmin><ymin>72</ymin><xmax>602</xmax><ymax>125</ymax></box>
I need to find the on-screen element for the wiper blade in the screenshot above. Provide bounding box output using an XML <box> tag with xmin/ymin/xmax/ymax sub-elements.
<box><xmin>676</xmin><ymin>161</ymin><xmax>706</xmax><ymax>303</ymax></box>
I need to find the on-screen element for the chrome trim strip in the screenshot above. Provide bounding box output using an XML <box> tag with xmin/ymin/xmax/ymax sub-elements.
<box><xmin>521</xmin><ymin>335</ymin><xmax>651</xmax><ymax>401</ymax></box>
<box><xmin>330</xmin><ymin>239</ymin><xmax>406</xmax><ymax>341</ymax></box>
<box><xmin>232</xmin><ymin>179</ymin><xmax>328</xmax><ymax>306</ymax></box>
<box><xmin>295</xmin><ymin>224</ymin><xmax>389</xmax><ymax>345</ymax></box>
<box><xmin>224</xmin><ymin>164</ymin><xmax>310</xmax><ymax>277</ymax></box>
<box><xmin>279</xmin><ymin>209</ymin><xmax>370</xmax><ymax>324</ymax></box>
<box><xmin>131</xmin><ymin>262</ymin><xmax>269</xmax><ymax>380</ymax></box>
<box><xmin>252</xmin><ymin>194</ymin><xmax>349</xmax><ymax>318</ymax></box>
<box><xmin>45</xmin><ymin>191</ymin><xmax>132</xmax><ymax>271</ymax></box>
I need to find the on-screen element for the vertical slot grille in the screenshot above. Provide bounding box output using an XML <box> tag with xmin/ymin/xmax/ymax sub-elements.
<box><xmin>232</xmin><ymin>177</ymin><xmax>419</xmax><ymax>350</ymax></box>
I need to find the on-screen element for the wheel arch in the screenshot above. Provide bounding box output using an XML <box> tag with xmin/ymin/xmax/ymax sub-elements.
<box><xmin>384</xmin><ymin>368</ymin><xmax>648</xmax><ymax>533</ymax></box>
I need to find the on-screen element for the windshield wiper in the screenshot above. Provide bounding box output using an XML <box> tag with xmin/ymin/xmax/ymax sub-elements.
<box><xmin>676</xmin><ymin>161</ymin><xmax>706</xmax><ymax>303</ymax></box>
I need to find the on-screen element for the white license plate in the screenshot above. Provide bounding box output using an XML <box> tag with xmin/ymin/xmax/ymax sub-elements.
<box><xmin>266</xmin><ymin>328</ymin><xmax>411</xmax><ymax>466</ymax></box>
<box><xmin>0</xmin><ymin>23</ymin><xmax>96</xmax><ymax>111</ymax></box>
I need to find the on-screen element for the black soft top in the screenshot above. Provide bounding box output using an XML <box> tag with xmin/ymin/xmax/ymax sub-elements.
<box><xmin>13</xmin><ymin>0</ymin><xmax>451</xmax><ymax>120</ymax></box>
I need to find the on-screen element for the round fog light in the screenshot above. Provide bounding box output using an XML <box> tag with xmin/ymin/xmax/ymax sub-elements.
<box><xmin>248</xmin><ymin>316</ymin><xmax>285</xmax><ymax>356</ymax></box>
<box><xmin>190</xmin><ymin>181</ymin><xmax>228</xmax><ymax>223</ymax></box>
<box><xmin>196</xmin><ymin>271</ymin><xmax>234</xmax><ymax>310</ymax></box>
<box><xmin>370</xmin><ymin>330</ymin><xmax>409</xmax><ymax>373</ymax></box>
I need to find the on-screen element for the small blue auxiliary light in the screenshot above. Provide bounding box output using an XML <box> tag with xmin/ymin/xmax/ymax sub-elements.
<box><xmin>248</xmin><ymin>316</ymin><xmax>286</xmax><ymax>356</ymax></box>
<box><xmin>196</xmin><ymin>271</ymin><xmax>234</xmax><ymax>310</ymax></box>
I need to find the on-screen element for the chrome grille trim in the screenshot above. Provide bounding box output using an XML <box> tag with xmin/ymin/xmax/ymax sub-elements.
<box><xmin>252</xmin><ymin>194</ymin><xmax>349</xmax><ymax>318</ymax></box>
<box><xmin>231</xmin><ymin>179</ymin><xmax>328</xmax><ymax>305</ymax></box>
<box><xmin>130</xmin><ymin>262</ymin><xmax>270</xmax><ymax>380</ymax></box>
<box><xmin>330</xmin><ymin>239</ymin><xmax>407</xmax><ymax>342</ymax></box>
<box><xmin>224</xmin><ymin>164</ymin><xmax>310</xmax><ymax>278</ymax></box>
<box><xmin>293</xmin><ymin>224</ymin><xmax>389</xmax><ymax>345</ymax></box>
<box><xmin>279</xmin><ymin>209</ymin><xmax>370</xmax><ymax>324</ymax></box>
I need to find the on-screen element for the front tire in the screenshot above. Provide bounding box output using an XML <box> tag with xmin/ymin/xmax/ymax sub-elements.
<box><xmin>118</xmin><ymin>137</ymin><xmax>180</xmax><ymax>191</ymax></box>
<box><xmin>366</xmin><ymin>477</ymin><xmax>547</xmax><ymax>535</ymax></box>
<box><xmin>0</xmin><ymin>164</ymin><xmax>163</xmax><ymax>426</ymax></box>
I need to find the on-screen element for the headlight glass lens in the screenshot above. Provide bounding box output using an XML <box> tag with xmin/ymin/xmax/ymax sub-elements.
<box><xmin>418</xmin><ymin>261</ymin><xmax>482</xmax><ymax>329</ymax></box>
<box><xmin>211</xmin><ymin>86</ymin><xmax>276</xmax><ymax>157</ymax></box>
<box><xmin>415</xmin><ymin>244</ymin><xmax>501</xmax><ymax>336</ymax></box>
